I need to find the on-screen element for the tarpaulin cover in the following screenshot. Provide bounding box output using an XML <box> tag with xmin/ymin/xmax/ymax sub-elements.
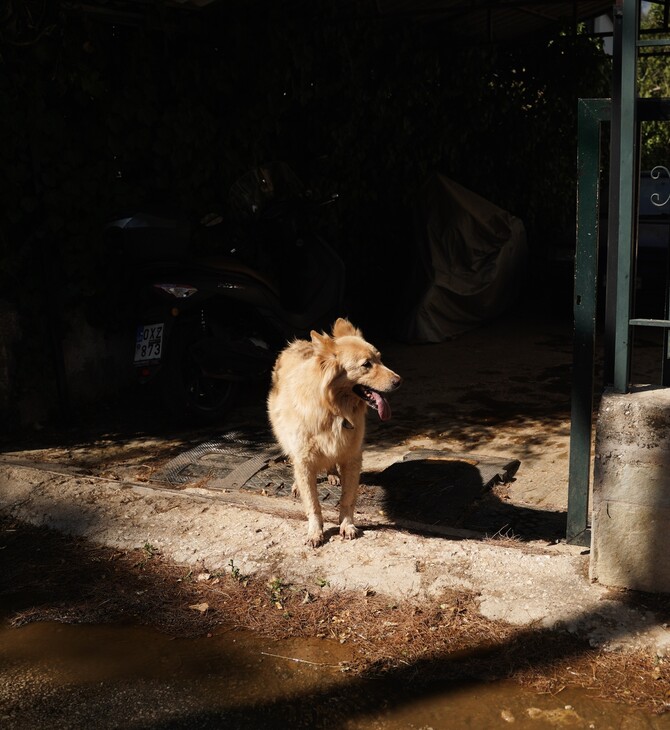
<box><xmin>398</xmin><ymin>174</ymin><xmax>528</xmax><ymax>342</ymax></box>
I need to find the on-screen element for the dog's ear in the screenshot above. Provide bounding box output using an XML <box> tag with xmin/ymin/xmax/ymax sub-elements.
<box><xmin>332</xmin><ymin>318</ymin><xmax>362</xmax><ymax>339</ymax></box>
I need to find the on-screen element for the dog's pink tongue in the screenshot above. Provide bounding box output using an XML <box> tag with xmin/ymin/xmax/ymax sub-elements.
<box><xmin>372</xmin><ymin>391</ymin><xmax>392</xmax><ymax>421</ymax></box>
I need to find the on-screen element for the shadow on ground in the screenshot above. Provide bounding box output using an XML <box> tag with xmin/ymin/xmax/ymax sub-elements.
<box><xmin>366</xmin><ymin>457</ymin><xmax>567</xmax><ymax>542</ymax></box>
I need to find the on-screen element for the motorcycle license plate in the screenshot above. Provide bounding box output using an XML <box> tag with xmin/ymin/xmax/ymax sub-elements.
<box><xmin>134</xmin><ymin>323</ymin><xmax>164</xmax><ymax>364</ymax></box>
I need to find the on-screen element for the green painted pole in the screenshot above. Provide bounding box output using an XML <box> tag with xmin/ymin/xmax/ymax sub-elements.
<box><xmin>567</xmin><ymin>99</ymin><xmax>609</xmax><ymax>545</ymax></box>
<box><xmin>613</xmin><ymin>0</ymin><xmax>639</xmax><ymax>393</ymax></box>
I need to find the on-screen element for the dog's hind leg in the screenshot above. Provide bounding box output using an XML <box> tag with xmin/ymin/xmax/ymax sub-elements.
<box><xmin>293</xmin><ymin>461</ymin><xmax>324</xmax><ymax>547</ymax></box>
<box><xmin>337</xmin><ymin>455</ymin><xmax>362</xmax><ymax>540</ymax></box>
<box><xmin>326</xmin><ymin>465</ymin><xmax>340</xmax><ymax>486</ymax></box>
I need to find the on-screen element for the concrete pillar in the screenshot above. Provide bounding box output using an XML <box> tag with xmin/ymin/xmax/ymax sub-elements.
<box><xmin>591</xmin><ymin>386</ymin><xmax>670</xmax><ymax>593</ymax></box>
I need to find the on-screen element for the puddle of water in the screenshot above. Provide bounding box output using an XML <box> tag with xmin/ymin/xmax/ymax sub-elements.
<box><xmin>1</xmin><ymin>621</ymin><xmax>666</xmax><ymax>729</ymax></box>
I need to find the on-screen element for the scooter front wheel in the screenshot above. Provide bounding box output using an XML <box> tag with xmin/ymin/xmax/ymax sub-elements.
<box><xmin>160</xmin><ymin>326</ymin><xmax>238</xmax><ymax>424</ymax></box>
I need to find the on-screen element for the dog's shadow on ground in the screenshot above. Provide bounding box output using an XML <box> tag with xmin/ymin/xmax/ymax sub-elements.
<box><xmin>360</xmin><ymin>457</ymin><xmax>567</xmax><ymax>543</ymax></box>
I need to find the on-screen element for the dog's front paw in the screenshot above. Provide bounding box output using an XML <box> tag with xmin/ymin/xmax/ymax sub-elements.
<box><xmin>339</xmin><ymin>523</ymin><xmax>360</xmax><ymax>540</ymax></box>
<box><xmin>306</xmin><ymin>530</ymin><xmax>325</xmax><ymax>548</ymax></box>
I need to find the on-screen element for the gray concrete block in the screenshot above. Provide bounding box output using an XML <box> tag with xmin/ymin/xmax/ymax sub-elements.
<box><xmin>591</xmin><ymin>386</ymin><xmax>670</xmax><ymax>593</ymax></box>
<box><xmin>591</xmin><ymin>500</ymin><xmax>670</xmax><ymax>592</ymax></box>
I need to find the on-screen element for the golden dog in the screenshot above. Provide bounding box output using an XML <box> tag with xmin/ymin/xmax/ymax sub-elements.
<box><xmin>267</xmin><ymin>318</ymin><xmax>401</xmax><ymax>547</ymax></box>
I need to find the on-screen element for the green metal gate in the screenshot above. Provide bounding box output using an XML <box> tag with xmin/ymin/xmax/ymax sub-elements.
<box><xmin>567</xmin><ymin>1</ymin><xmax>670</xmax><ymax>545</ymax></box>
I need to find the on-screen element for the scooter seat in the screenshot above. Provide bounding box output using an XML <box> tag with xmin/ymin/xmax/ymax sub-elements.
<box><xmin>194</xmin><ymin>255</ymin><xmax>280</xmax><ymax>297</ymax></box>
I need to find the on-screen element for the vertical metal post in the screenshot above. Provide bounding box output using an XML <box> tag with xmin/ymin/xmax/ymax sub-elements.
<box><xmin>612</xmin><ymin>0</ymin><xmax>640</xmax><ymax>393</ymax></box>
<box><xmin>604</xmin><ymin>10</ymin><xmax>623</xmax><ymax>386</ymax></box>
<box><xmin>664</xmin><ymin>225</ymin><xmax>670</xmax><ymax>385</ymax></box>
<box><xmin>567</xmin><ymin>99</ymin><xmax>609</xmax><ymax>545</ymax></box>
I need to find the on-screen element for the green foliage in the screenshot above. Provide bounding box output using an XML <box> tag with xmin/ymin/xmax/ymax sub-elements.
<box><xmin>639</xmin><ymin>4</ymin><xmax>670</xmax><ymax>169</ymax></box>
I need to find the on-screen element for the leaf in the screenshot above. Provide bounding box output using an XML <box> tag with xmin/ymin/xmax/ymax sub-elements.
<box><xmin>189</xmin><ymin>602</ymin><xmax>209</xmax><ymax>613</ymax></box>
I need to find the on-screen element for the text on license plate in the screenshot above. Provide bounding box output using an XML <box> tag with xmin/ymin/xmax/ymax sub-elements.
<box><xmin>135</xmin><ymin>323</ymin><xmax>164</xmax><ymax>363</ymax></box>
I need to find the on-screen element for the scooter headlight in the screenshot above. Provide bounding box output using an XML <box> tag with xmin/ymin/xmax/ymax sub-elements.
<box><xmin>154</xmin><ymin>283</ymin><xmax>198</xmax><ymax>299</ymax></box>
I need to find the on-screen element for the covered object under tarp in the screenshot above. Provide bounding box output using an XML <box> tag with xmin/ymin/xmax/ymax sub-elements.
<box><xmin>398</xmin><ymin>174</ymin><xmax>528</xmax><ymax>343</ymax></box>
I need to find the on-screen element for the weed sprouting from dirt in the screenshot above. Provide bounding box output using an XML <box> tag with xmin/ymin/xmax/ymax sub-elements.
<box><xmin>228</xmin><ymin>558</ymin><xmax>249</xmax><ymax>585</ymax></box>
<box><xmin>484</xmin><ymin>524</ymin><xmax>522</xmax><ymax>545</ymax></box>
<box><xmin>267</xmin><ymin>576</ymin><xmax>288</xmax><ymax>609</ymax></box>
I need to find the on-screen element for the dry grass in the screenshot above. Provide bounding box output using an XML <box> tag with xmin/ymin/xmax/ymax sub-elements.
<box><xmin>2</xmin><ymin>516</ymin><xmax>669</xmax><ymax>716</ymax></box>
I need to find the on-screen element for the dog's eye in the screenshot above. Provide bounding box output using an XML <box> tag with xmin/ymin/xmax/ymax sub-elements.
<box><xmin>362</xmin><ymin>360</ymin><xmax>372</xmax><ymax>369</ymax></box>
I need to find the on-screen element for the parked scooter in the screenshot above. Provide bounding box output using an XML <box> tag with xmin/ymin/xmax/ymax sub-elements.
<box><xmin>106</xmin><ymin>162</ymin><xmax>346</xmax><ymax>422</ymax></box>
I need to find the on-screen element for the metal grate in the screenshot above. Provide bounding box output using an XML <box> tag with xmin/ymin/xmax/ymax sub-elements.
<box><xmin>155</xmin><ymin>431</ymin><xmax>275</xmax><ymax>486</ymax></box>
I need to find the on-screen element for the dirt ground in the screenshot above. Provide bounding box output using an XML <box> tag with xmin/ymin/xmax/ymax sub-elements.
<box><xmin>1</xmin><ymin>310</ymin><xmax>670</xmax><ymax>714</ymax></box>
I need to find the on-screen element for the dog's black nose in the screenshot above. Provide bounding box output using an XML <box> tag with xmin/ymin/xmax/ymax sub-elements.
<box><xmin>391</xmin><ymin>375</ymin><xmax>402</xmax><ymax>390</ymax></box>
